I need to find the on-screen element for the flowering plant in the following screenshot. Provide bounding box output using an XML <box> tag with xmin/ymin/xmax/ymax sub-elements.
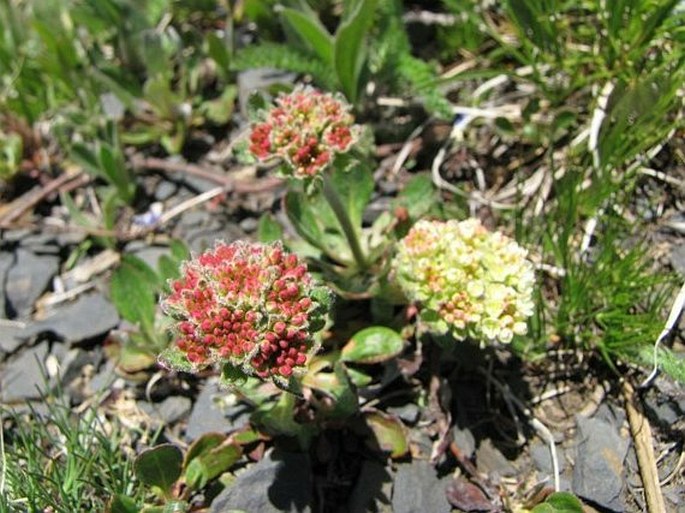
<box><xmin>393</xmin><ymin>218</ymin><xmax>535</xmax><ymax>344</ymax></box>
<box><xmin>159</xmin><ymin>240</ymin><xmax>331</xmax><ymax>388</ymax></box>
<box><xmin>249</xmin><ymin>85</ymin><xmax>359</xmax><ymax>181</ymax></box>
<box><xmin>249</xmin><ymin>86</ymin><xmax>381</xmax><ymax>281</ymax></box>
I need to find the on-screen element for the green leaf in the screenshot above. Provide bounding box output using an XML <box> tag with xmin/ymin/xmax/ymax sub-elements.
<box><xmin>200</xmin><ymin>86</ymin><xmax>237</xmax><ymax>125</ymax></box>
<box><xmin>185</xmin><ymin>440</ymin><xmax>242</xmax><ymax>490</ymax></box>
<box><xmin>334</xmin><ymin>0</ymin><xmax>377</xmax><ymax>103</ymax></box>
<box><xmin>345</xmin><ymin>366</ymin><xmax>373</xmax><ymax>387</ymax></box>
<box><xmin>393</xmin><ymin>173</ymin><xmax>436</xmax><ymax>220</ymax></box>
<box><xmin>184</xmin><ymin>433</ymin><xmax>226</xmax><ymax>466</ymax></box>
<box><xmin>302</xmin><ymin>361</ymin><xmax>358</xmax><ymax>419</ymax></box>
<box><xmin>342</xmin><ymin>326</ymin><xmax>404</xmax><ymax>364</ymax></box>
<box><xmin>206</xmin><ymin>31</ymin><xmax>232</xmax><ymax>76</ymax></box>
<box><xmin>108</xmin><ymin>494</ymin><xmax>140</xmax><ymax>513</ymax></box>
<box><xmin>329</xmin><ymin>162</ymin><xmax>374</xmax><ymax>230</ymax></box>
<box><xmin>531</xmin><ymin>492</ymin><xmax>584</xmax><ymax>513</ymax></box>
<box><xmin>157</xmin><ymin>346</ymin><xmax>193</xmax><ymax>373</ymax></box>
<box><xmin>70</xmin><ymin>143</ymin><xmax>101</xmax><ymax>177</ymax></box>
<box><xmin>134</xmin><ymin>444</ymin><xmax>183</xmax><ymax>496</ymax></box>
<box><xmin>220</xmin><ymin>362</ymin><xmax>249</xmax><ymax>386</ymax></box>
<box><xmin>285</xmin><ymin>190</ymin><xmax>326</xmax><ymax>249</ymax></box>
<box><xmin>110</xmin><ymin>255</ymin><xmax>159</xmax><ymax>327</ymax></box>
<box><xmin>169</xmin><ymin>239</ymin><xmax>190</xmax><ymax>262</ymax></box>
<box><xmin>280</xmin><ymin>7</ymin><xmax>334</xmax><ymax>68</ymax></box>
<box><xmin>119</xmin><ymin>342</ymin><xmax>157</xmax><ymax>373</ymax></box>
<box><xmin>257</xmin><ymin>213</ymin><xmax>284</xmax><ymax>243</ymax></box>
<box><xmin>363</xmin><ymin>411</ymin><xmax>408</xmax><ymax>458</ymax></box>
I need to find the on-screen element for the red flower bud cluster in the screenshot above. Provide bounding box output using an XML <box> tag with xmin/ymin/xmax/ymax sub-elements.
<box><xmin>249</xmin><ymin>86</ymin><xmax>358</xmax><ymax>179</ymax></box>
<box><xmin>161</xmin><ymin>241</ymin><xmax>329</xmax><ymax>384</ymax></box>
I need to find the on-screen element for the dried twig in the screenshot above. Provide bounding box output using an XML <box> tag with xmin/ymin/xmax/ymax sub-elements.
<box><xmin>0</xmin><ymin>171</ymin><xmax>90</xmax><ymax>228</ymax></box>
<box><xmin>622</xmin><ymin>380</ymin><xmax>666</xmax><ymax>513</ymax></box>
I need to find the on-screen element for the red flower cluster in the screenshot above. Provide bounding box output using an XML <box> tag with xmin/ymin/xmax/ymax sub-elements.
<box><xmin>249</xmin><ymin>86</ymin><xmax>357</xmax><ymax>179</ymax></box>
<box><xmin>161</xmin><ymin>241</ymin><xmax>329</xmax><ymax>384</ymax></box>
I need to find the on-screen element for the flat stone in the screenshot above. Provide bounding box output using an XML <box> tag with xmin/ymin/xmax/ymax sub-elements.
<box><xmin>185</xmin><ymin>379</ymin><xmax>250</xmax><ymax>440</ymax></box>
<box><xmin>89</xmin><ymin>359</ymin><xmax>118</xmax><ymax>393</ymax></box>
<box><xmin>671</xmin><ymin>243</ymin><xmax>685</xmax><ymax>275</ymax></box>
<box><xmin>572</xmin><ymin>415</ymin><xmax>628</xmax><ymax>512</ymax></box>
<box><xmin>530</xmin><ymin>440</ymin><xmax>566</xmax><ymax>476</ymax></box>
<box><xmin>452</xmin><ymin>425</ymin><xmax>476</xmax><ymax>459</ymax></box>
<box><xmin>0</xmin><ymin>342</ymin><xmax>50</xmax><ymax>402</ymax></box>
<box><xmin>387</xmin><ymin>403</ymin><xmax>420</xmax><ymax>425</ymax></box>
<box><xmin>0</xmin><ymin>252</ymin><xmax>13</xmax><ymax>319</ymax></box>
<box><xmin>5</xmin><ymin>250</ymin><xmax>60</xmax><ymax>319</ymax></box>
<box><xmin>348</xmin><ymin>460</ymin><xmax>393</xmax><ymax>513</ymax></box>
<box><xmin>0</xmin><ymin>323</ymin><xmax>31</xmax><ymax>355</ymax></box>
<box><xmin>155</xmin><ymin>180</ymin><xmax>177</xmax><ymax>201</ymax></box>
<box><xmin>210</xmin><ymin>450</ymin><xmax>312</xmax><ymax>513</ymax></box>
<box><xmin>139</xmin><ymin>396</ymin><xmax>192</xmax><ymax>425</ymax></box>
<box><xmin>239</xmin><ymin>217</ymin><xmax>259</xmax><ymax>233</ymax></box>
<box><xmin>475</xmin><ymin>439</ymin><xmax>517</xmax><ymax>479</ymax></box>
<box><xmin>392</xmin><ymin>460</ymin><xmax>451</xmax><ymax>513</ymax></box>
<box><xmin>31</xmin><ymin>291</ymin><xmax>119</xmax><ymax>344</ymax></box>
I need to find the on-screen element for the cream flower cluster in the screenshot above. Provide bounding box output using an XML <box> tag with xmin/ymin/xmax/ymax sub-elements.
<box><xmin>393</xmin><ymin>219</ymin><xmax>535</xmax><ymax>344</ymax></box>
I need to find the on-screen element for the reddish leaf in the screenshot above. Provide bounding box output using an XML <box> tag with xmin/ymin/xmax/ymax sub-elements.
<box><xmin>445</xmin><ymin>476</ymin><xmax>494</xmax><ymax>512</ymax></box>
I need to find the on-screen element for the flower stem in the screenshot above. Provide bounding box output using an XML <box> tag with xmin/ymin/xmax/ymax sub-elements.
<box><xmin>322</xmin><ymin>172</ymin><xmax>368</xmax><ymax>270</ymax></box>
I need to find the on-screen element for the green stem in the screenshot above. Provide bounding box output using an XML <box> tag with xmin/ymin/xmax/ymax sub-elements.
<box><xmin>321</xmin><ymin>172</ymin><xmax>368</xmax><ymax>270</ymax></box>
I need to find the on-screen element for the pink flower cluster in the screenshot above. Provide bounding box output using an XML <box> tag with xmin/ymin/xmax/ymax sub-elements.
<box><xmin>249</xmin><ymin>86</ymin><xmax>358</xmax><ymax>179</ymax></box>
<box><xmin>161</xmin><ymin>241</ymin><xmax>329</xmax><ymax>384</ymax></box>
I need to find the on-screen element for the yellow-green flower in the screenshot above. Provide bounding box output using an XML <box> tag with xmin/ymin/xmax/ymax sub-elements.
<box><xmin>393</xmin><ymin>219</ymin><xmax>535</xmax><ymax>344</ymax></box>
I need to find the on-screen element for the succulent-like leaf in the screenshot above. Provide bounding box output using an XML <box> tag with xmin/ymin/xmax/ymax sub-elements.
<box><xmin>363</xmin><ymin>411</ymin><xmax>408</xmax><ymax>458</ymax></box>
<box><xmin>342</xmin><ymin>326</ymin><xmax>404</xmax><ymax>364</ymax></box>
<box><xmin>134</xmin><ymin>444</ymin><xmax>183</xmax><ymax>496</ymax></box>
<box><xmin>531</xmin><ymin>492</ymin><xmax>584</xmax><ymax>513</ymax></box>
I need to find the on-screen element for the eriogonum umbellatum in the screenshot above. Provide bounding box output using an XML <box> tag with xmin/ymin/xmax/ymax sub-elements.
<box><xmin>249</xmin><ymin>86</ymin><xmax>359</xmax><ymax>179</ymax></box>
<box><xmin>393</xmin><ymin>219</ymin><xmax>535</xmax><ymax>344</ymax></box>
<box><xmin>160</xmin><ymin>241</ymin><xmax>330</xmax><ymax>386</ymax></box>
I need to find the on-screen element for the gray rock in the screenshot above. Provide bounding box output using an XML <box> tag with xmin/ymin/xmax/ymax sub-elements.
<box><xmin>572</xmin><ymin>415</ymin><xmax>628</xmax><ymax>512</ymax></box>
<box><xmin>671</xmin><ymin>243</ymin><xmax>685</xmax><ymax>275</ymax></box>
<box><xmin>387</xmin><ymin>403</ymin><xmax>420</xmax><ymax>424</ymax></box>
<box><xmin>155</xmin><ymin>180</ymin><xmax>177</xmax><ymax>201</ymax></box>
<box><xmin>31</xmin><ymin>291</ymin><xmax>119</xmax><ymax>344</ymax></box>
<box><xmin>348</xmin><ymin>460</ymin><xmax>393</xmax><ymax>513</ymax></box>
<box><xmin>182</xmin><ymin>174</ymin><xmax>217</xmax><ymax>193</ymax></box>
<box><xmin>89</xmin><ymin>359</ymin><xmax>117</xmax><ymax>393</ymax></box>
<box><xmin>392</xmin><ymin>460</ymin><xmax>451</xmax><ymax>513</ymax></box>
<box><xmin>5</xmin><ymin>250</ymin><xmax>60</xmax><ymax>318</ymax></box>
<box><xmin>0</xmin><ymin>323</ymin><xmax>30</xmax><ymax>355</ymax></box>
<box><xmin>530</xmin><ymin>440</ymin><xmax>566</xmax><ymax>476</ymax></box>
<box><xmin>239</xmin><ymin>217</ymin><xmax>259</xmax><ymax>233</ymax></box>
<box><xmin>210</xmin><ymin>450</ymin><xmax>312</xmax><ymax>513</ymax></box>
<box><xmin>452</xmin><ymin>425</ymin><xmax>476</xmax><ymax>459</ymax></box>
<box><xmin>475</xmin><ymin>439</ymin><xmax>517</xmax><ymax>479</ymax></box>
<box><xmin>185</xmin><ymin>379</ymin><xmax>250</xmax><ymax>440</ymax></box>
<box><xmin>0</xmin><ymin>342</ymin><xmax>50</xmax><ymax>401</ymax></box>
<box><xmin>140</xmin><ymin>396</ymin><xmax>192</xmax><ymax>425</ymax></box>
<box><xmin>0</xmin><ymin>252</ymin><xmax>13</xmax><ymax>319</ymax></box>
<box><xmin>20</xmin><ymin>234</ymin><xmax>60</xmax><ymax>253</ymax></box>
